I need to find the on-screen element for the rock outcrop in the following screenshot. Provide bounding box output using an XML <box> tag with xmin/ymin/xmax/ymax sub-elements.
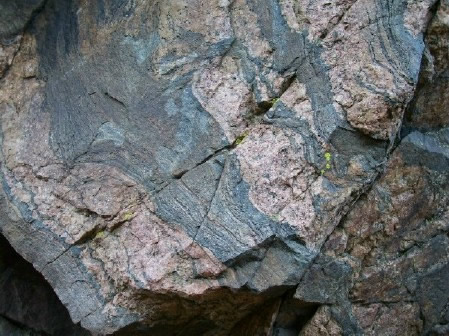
<box><xmin>0</xmin><ymin>234</ymin><xmax>88</xmax><ymax>335</ymax></box>
<box><xmin>0</xmin><ymin>0</ymin><xmax>448</xmax><ymax>335</ymax></box>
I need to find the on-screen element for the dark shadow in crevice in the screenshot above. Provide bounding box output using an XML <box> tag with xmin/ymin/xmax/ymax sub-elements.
<box><xmin>0</xmin><ymin>233</ymin><xmax>90</xmax><ymax>336</ymax></box>
<box><xmin>271</xmin><ymin>292</ymin><xmax>320</xmax><ymax>336</ymax></box>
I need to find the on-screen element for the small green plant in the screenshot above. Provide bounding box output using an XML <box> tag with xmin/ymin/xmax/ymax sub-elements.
<box><xmin>122</xmin><ymin>210</ymin><xmax>135</xmax><ymax>222</ymax></box>
<box><xmin>321</xmin><ymin>151</ymin><xmax>332</xmax><ymax>175</ymax></box>
<box><xmin>233</xmin><ymin>131</ymin><xmax>249</xmax><ymax>146</ymax></box>
<box><xmin>270</xmin><ymin>97</ymin><xmax>280</xmax><ymax>105</ymax></box>
<box><xmin>270</xmin><ymin>214</ymin><xmax>281</xmax><ymax>222</ymax></box>
<box><xmin>95</xmin><ymin>230</ymin><xmax>106</xmax><ymax>239</ymax></box>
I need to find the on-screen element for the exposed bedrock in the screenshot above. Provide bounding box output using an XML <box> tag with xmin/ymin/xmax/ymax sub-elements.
<box><xmin>0</xmin><ymin>0</ymin><xmax>448</xmax><ymax>335</ymax></box>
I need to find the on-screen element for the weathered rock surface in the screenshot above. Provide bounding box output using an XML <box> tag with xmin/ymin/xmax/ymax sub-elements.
<box><xmin>0</xmin><ymin>0</ymin><xmax>448</xmax><ymax>335</ymax></box>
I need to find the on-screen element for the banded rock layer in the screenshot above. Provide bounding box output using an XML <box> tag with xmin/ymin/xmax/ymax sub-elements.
<box><xmin>0</xmin><ymin>0</ymin><xmax>448</xmax><ymax>335</ymax></box>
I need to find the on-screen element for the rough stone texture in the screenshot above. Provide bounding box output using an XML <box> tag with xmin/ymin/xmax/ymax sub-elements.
<box><xmin>0</xmin><ymin>0</ymin><xmax>448</xmax><ymax>335</ymax></box>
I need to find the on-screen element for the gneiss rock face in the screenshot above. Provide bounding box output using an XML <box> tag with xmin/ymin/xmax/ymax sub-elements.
<box><xmin>0</xmin><ymin>0</ymin><xmax>447</xmax><ymax>335</ymax></box>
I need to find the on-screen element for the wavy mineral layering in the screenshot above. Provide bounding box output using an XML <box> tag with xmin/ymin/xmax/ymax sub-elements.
<box><xmin>1</xmin><ymin>0</ymin><xmax>449</xmax><ymax>335</ymax></box>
